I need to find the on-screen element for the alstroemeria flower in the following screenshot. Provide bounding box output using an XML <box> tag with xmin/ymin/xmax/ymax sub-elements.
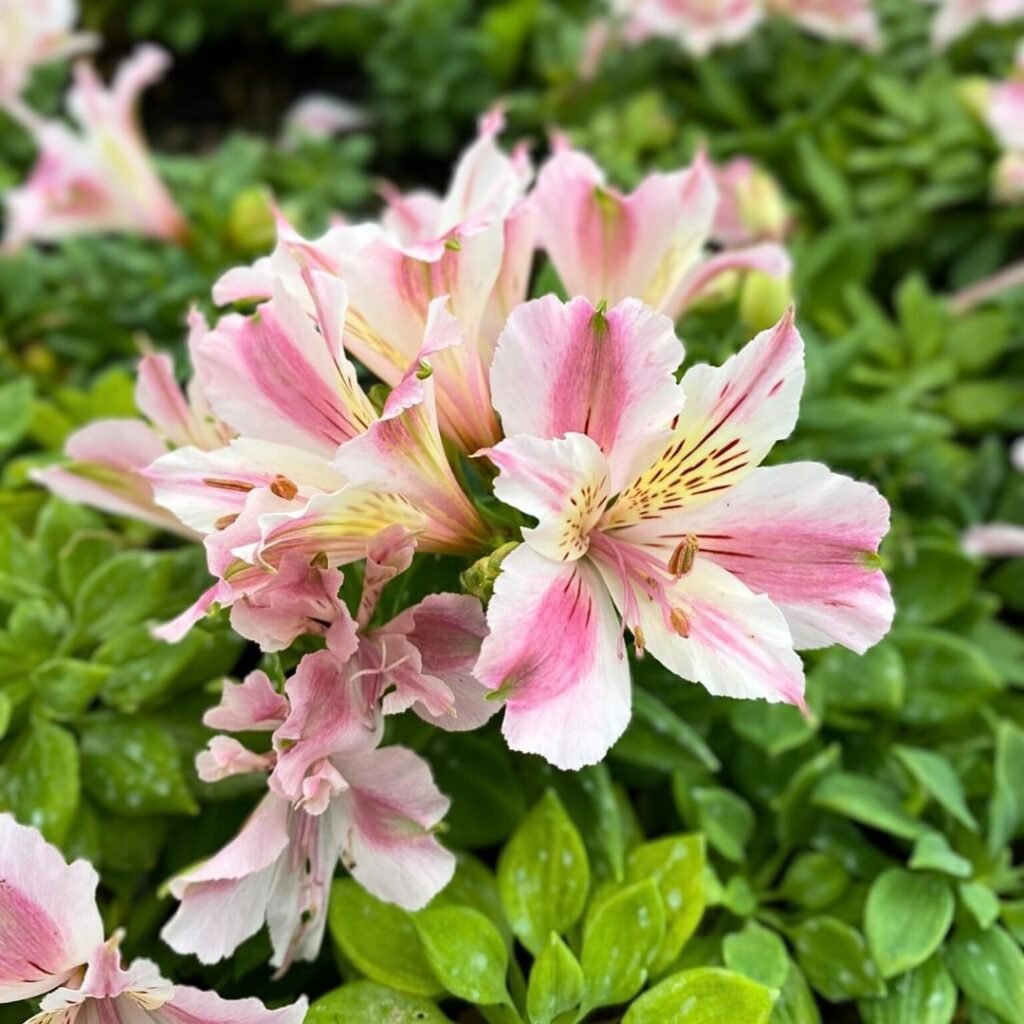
<box><xmin>0</xmin><ymin>0</ymin><xmax>96</xmax><ymax>104</ymax></box>
<box><xmin>0</xmin><ymin>814</ymin><xmax>306</xmax><ymax>1024</ymax></box>
<box><xmin>163</xmin><ymin>655</ymin><xmax>455</xmax><ymax>971</ymax></box>
<box><xmin>611</xmin><ymin>0</ymin><xmax>764</xmax><ymax>56</ymax></box>
<box><xmin>4</xmin><ymin>45</ymin><xmax>186</xmax><ymax>247</ymax></box>
<box><xmin>710</xmin><ymin>158</ymin><xmax>792</xmax><ymax>248</ymax></box>
<box><xmin>476</xmin><ymin>296</ymin><xmax>894</xmax><ymax>769</ymax></box>
<box><xmin>766</xmin><ymin>0</ymin><xmax>881</xmax><ymax>48</ymax></box>
<box><xmin>35</xmin><ymin>311</ymin><xmax>230</xmax><ymax>535</ymax></box>
<box><xmin>929</xmin><ymin>0</ymin><xmax>1024</xmax><ymax>47</ymax></box>
<box><xmin>214</xmin><ymin>110</ymin><xmax>535</xmax><ymax>454</ymax></box>
<box><xmin>279</xmin><ymin>92</ymin><xmax>368</xmax><ymax>148</ymax></box>
<box><xmin>531</xmin><ymin>143</ymin><xmax>790</xmax><ymax>321</ymax></box>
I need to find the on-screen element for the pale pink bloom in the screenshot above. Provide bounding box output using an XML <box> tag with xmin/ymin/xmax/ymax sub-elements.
<box><xmin>164</xmin><ymin>654</ymin><xmax>455</xmax><ymax>971</ymax></box>
<box><xmin>279</xmin><ymin>93</ymin><xmax>368</xmax><ymax>148</ymax></box>
<box><xmin>27</xmin><ymin>937</ymin><xmax>306</xmax><ymax>1024</ymax></box>
<box><xmin>476</xmin><ymin>296</ymin><xmax>893</xmax><ymax>769</ymax></box>
<box><xmin>4</xmin><ymin>45</ymin><xmax>186</xmax><ymax>247</ymax></box>
<box><xmin>214</xmin><ymin>110</ymin><xmax>535</xmax><ymax>454</ymax></box>
<box><xmin>0</xmin><ymin>814</ymin><xmax>103</xmax><ymax>1003</ymax></box>
<box><xmin>994</xmin><ymin>150</ymin><xmax>1024</xmax><ymax>201</ymax></box>
<box><xmin>611</xmin><ymin>0</ymin><xmax>764</xmax><ymax>56</ymax></box>
<box><xmin>930</xmin><ymin>0</ymin><xmax>1024</xmax><ymax>48</ymax></box>
<box><xmin>0</xmin><ymin>0</ymin><xmax>96</xmax><ymax>104</ymax></box>
<box><xmin>767</xmin><ymin>0</ymin><xmax>881</xmax><ymax>48</ymax></box>
<box><xmin>0</xmin><ymin>814</ymin><xmax>306</xmax><ymax>1024</ymax></box>
<box><xmin>531</xmin><ymin>144</ymin><xmax>790</xmax><ymax>320</ymax></box>
<box><xmin>710</xmin><ymin>158</ymin><xmax>792</xmax><ymax>248</ymax></box>
<box><xmin>35</xmin><ymin>313</ymin><xmax>230</xmax><ymax>535</ymax></box>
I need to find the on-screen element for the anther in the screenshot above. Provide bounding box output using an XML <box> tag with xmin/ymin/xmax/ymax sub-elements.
<box><xmin>203</xmin><ymin>477</ymin><xmax>254</xmax><ymax>493</ymax></box>
<box><xmin>668</xmin><ymin>534</ymin><xmax>699</xmax><ymax>577</ymax></box>
<box><xmin>270</xmin><ymin>474</ymin><xmax>298</xmax><ymax>500</ymax></box>
<box><xmin>214</xmin><ymin>513</ymin><xmax>239</xmax><ymax>530</ymax></box>
<box><xmin>670</xmin><ymin>607</ymin><xmax>691</xmax><ymax>638</ymax></box>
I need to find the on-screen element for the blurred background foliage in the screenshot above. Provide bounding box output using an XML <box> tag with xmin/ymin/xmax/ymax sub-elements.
<box><xmin>1</xmin><ymin>1</ymin><xmax>1024</xmax><ymax>1023</ymax></box>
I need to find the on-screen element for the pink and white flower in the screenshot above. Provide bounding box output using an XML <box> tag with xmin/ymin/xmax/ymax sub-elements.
<box><xmin>766</xmin><ymin>0</ymin><xmax>881</xmax><ymax>48</ymax></box>
<box><xmin>163</xmin><ymin>652</ymin><xmax>456</xmax><ymax>970</ymax></box>
<box><xmin>964</xmin><ymin>438</ymin><xmax>1024</xmax><ymax>557</ymax></box>
<box><xmin>710</xmin><ymin>157</ymin><xmax>792</xmax><ymax>248</ymax></box>
<box><xmin>4</xmin><ymin>45</ymin><xmax>186</xmax><ymax>248</ymax></box>
<box><xmin>214</xmin><ymin>110</ymin><xmax>535</xmax><ymax>454</ymax></box>
<box><xmin>0</xmin><ymin>0</ymin><xmax>96</xmax><ymax>105</ymax></box>
<box><xmin>279</xmin><ymin>93</ymin><xmax>368</xmax><ymax>148</ymax></box>
<box><xmin>611</xmin><ymin>0</ymin><xmax>764</xmax><ymax>56</ymax></box>
<box><xmin>531</xmin><ymin>143</ymin><xmax>790</xmax><ymax>320</ymax></box>
<box><xmin>0</xmin><ymin>814</ymin><xmax>306</xmax><ymax>1024</ymax></box>
<box><xmin>930</xmin><ymin>0</ymin><xmax>1024</xmax><ymax>48</ymax></box>
<box><xmin>476</xmin><ymin>296</ymin><xmax>893</xmax><ymax>769</ymax></box>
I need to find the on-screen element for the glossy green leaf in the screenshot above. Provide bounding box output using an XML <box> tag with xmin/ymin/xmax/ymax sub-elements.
<box><xmin>623</xmin><ymin>967</ymin><xmax>774</xmax><ymax>1024</ymax></box>
<box><xmin>865</xmin><ymin>869</ymin><xmax>953</xmax><ymax>977</ymax></box>
<box><xmin>857</xmin><ymin>956</ymin><xmax>955</xmax><ymax>1024</ymax></box>
<box><xmin>892</xmin><ymin>745</ymin><xmax>977</xmax><ymax>830</ymax></box>
<box><xmin>526</xmin><ymin>933</ymin><xmax>583</xmax><ymax>1024</ymax></box>
<box><xmin>947</xmin><ymin>925</ymin><xmax>1024</xmax><ymax>1023</ymax></box>
<box><xmin>413</xmin><ymin>906</ymin><xmax>509</xmax><ymax>1006</ymax></box>
<box><xmin>812</xmin><ymin>772</ymin><xmax>926</xmax><ymax>841</ymax></box>
<box><xmin>792</xmin><ymin>916</ymin><xmax>885</xmax><ymax>1002</ymax></box>
<box><xmin>306</xmin><ymin>981</ymin><xmax>452</xmax><ymax>1024</ymax></box>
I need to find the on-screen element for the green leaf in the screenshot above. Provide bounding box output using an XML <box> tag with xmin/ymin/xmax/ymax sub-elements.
<box><xmin>306</xmin><ymin>981</ymin><xmax>452</xmax><ymax>1024</ymax></box>
<box><xmin>497</xmin><ymin>791</ymin><xmax>590</xmax><ymax>955</ymax></box>
<box><xmin>947</xmin><ymin>925</ymin><xmax>1024</xmax><ymax>1023</ymax></box>
<box><xmin>625</xmin><ymin>835</ymin><xmax>706</xmax><ymax>973</ymax></box>
<box><xmin>959</xmin><ymin>881</ymin><xmax>1000</xmax><ymax>930</ymax></box>
<box><xmin>687</xmin><ymin>786</ymin><xmax>755</xmax><ymax>862</ymax></box>
<box><xmin>723</xmin><ymin>922</ymin><xmax>790</xmax><ymax>990</ymax></box>
<box><xmin>33</xmin><ymin>659</ymin><xmax>110</xmax><ymax>719</ymax></box>
<box><xmin>623</xmin><ymin>967</ymin><xmax>775</xmax><ymax>1024</ymax></box>
<box><xmin>580</xmin><ymin>879</ymin><xmax>666</xmax><ymax>1014</ymax></box>
<box><xmin>865</xmin><ymin>869</ymin><xmax>953</xmax><ymax>977</ymax></box>
<box><xmin>776</xmin><ymin>744</ymin><xmax>841</xmax><ymax>849</ymax></box>
<box><xmin>74</xmin><ymin>552</ymin><xmax>175</xmax><ymax>640</ymax></box>
<box><xmin>857</xmin><ymin>956</ymin><xmax>956</xmax><ymax>1024</ymax></box>
<box><xmin>792</xmin><ymin>916</ymin><xmax>885</xmax><ymax>1001</ymax></box>
<box><xmin>413</xmin><ymin>906</ymin><xmax>509</xmax><ymax>1007</ymax></box>
<box><xmin>80</xmin><ymin>717</ymin><xmax>198</xmax><ymax>816</ymax></box>
<box><xmin>526</xmin><ymin>934</ymin><xmax>583</xmax><ymax>1024</ymax></box>
<box><xmin>435</xmin><ymin>854</ymin><xmax>509</xmax><ymax>944</ymax></box>
<box><xmin>812</xmin><ymin>772</ymin><xmax>927</xmax><ymax>841</ymax></box>
<box><xmin>908</xmin><ymin>833</ymin><xmax>972</xmax><ymax>878</ymax></box>
<box><xmin>779</xmin><ymin>852</ymin><xmax>849</xmax><ymax>911</ymax></box>
<box><xmin>730</xmin><ymin>700</ymin><xmax>816</xmax><ymax>756</ymax></box>
<box><xmin>0</xmin><ymin>379</ymin><xmax>34</xmax><ymax>454</ymax></box>
<box><xmin>328</xmin><ymin>879</ymin><xmax>443</xmax><ymax>997</ymax></box>
<box><xmin>892</xmin><ymin>746</ymin><xmax>977</xmax><ymax>831</ymax></box>
<box><xmin>989</xmin><ymin>721</ymin><xmax>1024</xmax><ymax>853</ymax></box>
<box><xmin>0</xmin><ymin>718</ymin><xmax>79</xmax><ymax>843</ymax></box>
<box><xmin>58</xmin><ymin>531</ymin><xmax>119</xmax><ymax>602</ymax></box>
<box><xmin>614</xmin><ymin>687</ymin><xmax>719</xmax><ymax>773</ymax></box>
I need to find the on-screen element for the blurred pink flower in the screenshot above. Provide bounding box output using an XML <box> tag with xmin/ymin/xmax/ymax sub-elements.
<box><xmin>710</xmin><ymin>157</ymin><xmax>792</xmax><ymax>247</ymax></box>
<box><xmin>279</xmin><ymin>93</ymin><xmax>368</xmax><ymax>148</ymax></box>
<box><xmin>930</xmin><ymin>0</ymin><xmax>1024</xmax><ymax>48</ymax></box>
<box><xmin>4</xmin><ymin>45</ymin><xmax>186</xmax><ymax>247</ymax></box>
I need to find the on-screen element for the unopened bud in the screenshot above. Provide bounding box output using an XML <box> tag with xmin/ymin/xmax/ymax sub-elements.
<box><xmin>460</xmin><ymin>542</ymin><xmax>519</xmax><ymax>603</ymax></box>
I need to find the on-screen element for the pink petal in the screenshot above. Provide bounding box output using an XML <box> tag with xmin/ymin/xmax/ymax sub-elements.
<box><xmin>612</xmin><ymin>0</ymin><xmax>764</xmax><ymax>55</ymax></box>
<box><xmin>626</xmin><ymin>462</ymin><xmax>894</xmax><ymax>653</ymax></box>
<box><xmin>270</xmin><ymin>650</ymin><xmax>382</xmax><ymax>805</ymax></box>
<box><xmin>475</xmin><ymin>545</ymin><xmax>632</xmax><ymax>769</ymax></box>
<box><xmin>203</xmin><ymin>671</ymin><xmax>289</xmax><ymax>733</ymax></box>
<box><xmin>964</xmin><ymin>523</ymin><xmax>1024</xmax><ymax>558</ymax></box>
<box><xmin>532</xmin><ymin>146</ymin><xmax>717</xmax><ymax>310</ymax></box>
<box><xmin>194</xmin><ymin>280</ymin><xmax>376</xmax><ymax>458</ymax></box>
<box><xmin>490</xmin><ymin>295</ymin><xmax>684</xmax><ymax>490</ymax></box>
<box><xmin>160</xmin><ymin>988</ymin><xmax>307</xmax><ymax>1024</ymax></box>
<box><xmin>0</xmin><ymin>814</ymin><xmax>104</xmax><ymax>1002</ymax></box>
<box><xmin>606</xmin><ymin>309</ymin><xmax>805</xmax><ymax>527</ymax></box>
<box><xmin>196</xmin><ymin>737</ymin><xmax>274</xmax><ymax>783</ymax></box>
<box><xmin>358</xmin><ymin>525</ymin><xmax>417</xmax><ymax>628</ymax></box>
<box><xmin>333</xmin><ymin>746</ymin><xmax>455</xmax><ymax>909</ymax></box>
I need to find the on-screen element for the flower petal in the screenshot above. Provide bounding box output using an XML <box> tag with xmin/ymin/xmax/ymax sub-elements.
<box><xmin>964</xmin><ymin>523</ymin><xmax>1024</xmax><ymax>558</ymax></box>
<box><xmin>666</xmin><ymin>241</ymin><xmax>791</xmax><ymax>318</ymax></box>
<box><xmin>158</xmin><ymin>987</ymin><xmax>307</xmax><ymax>1024</ymax></box>
<box><xmin>0</xmin><ymin>814</ymin><xmax>104</xmax><ymax>1002</ymax></box>
<box><xmin>475</xmin><ymin>545</ymin><xmax>632</xmax><ymax>769</ymax></box>
<box><xmin>532</xmin><ymin>147</ymin><xmax>716</xmax><ymax>310</ymax></box>
<box><xmin>203</xmin><ymin>671</ymin><xmax>289</xmax><ymax>733</ymax></box>
<box><xmin>333</xmin><ymin>746</ymin><xmax>455</xmax><ymax>910</ymax></box>
<box><xmin>606</xmin><ymin>309</ymin><xmax>804</xmax><ymax>526</ymax></box>
<box><xmin>489</xmin><ymin>295</ymin><xmax>685</xmax><ymax>489</ymax></box>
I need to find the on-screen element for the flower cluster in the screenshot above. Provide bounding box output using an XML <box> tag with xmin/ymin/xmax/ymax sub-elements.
<box><xmin>1</xmin><ymin>1</ymin><xmax>184</xmax><ymax>248</ymax></box>
<box><xmin>40</xmin><ymin>111</ymin><xmax>894</xmax><ymax>966</ymax></box>
<box><xmin>609</xmin><ymin>0</ymin><xmax>881</xmax><ymax>56</ymax></box>
<box><xmin>982</xmin><ymin>41</ymin><xmax>1024</xmax><ymax>202</ymax></box>
<box><xmin>0</xmin><ymin>814</ymin><xmax>306</xmax><ymax>1024</ymax></box>
<box><xmin>930</xmin><ymin>0</ymin><xmax>1024</xmax><ymax>48</ymax></box>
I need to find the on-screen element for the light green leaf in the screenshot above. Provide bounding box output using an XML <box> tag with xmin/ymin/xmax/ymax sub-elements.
<box><xmin>0</xmin><ymin>718</ymin><xmax>79</xmax><ymax>843</ymax></box>
<box><xmin>33</xmin><ymin>659</ymin><xmax>110</xmax><ymax>719</ymax></box>
<box><xmin>908</xmin><ymin>833</ymin><xmax>972</xmax><ymax>878</ymax></box>
<box><xmin>812</xmin><ymin>772</ymin><xmax>927</xmax><ymax>841</ymax></box>
<box><xmin>623</xmin><ymin>967</ymin><xmax>775</xmax><ymax>1024</ymax></box>
<box><xmin>497</xmin><ymin>791</ymin><xmax>590</xmax><ymax>955</ymax></box>
<box><xmin>947</xmin><ymin>925</ymin><xmax>1024</xmax><ymax>1023</ymax></box>
<box><xmin>892</xmin><ymin>745</ymin><xmax>977</xmax><ymax>830</ymax></box>
<box><xmin>779</xmin><ymin>852</ymin><xmax>849</xmax><ymax>910</ymax></box>
<box><xmin>74</xmin><ymin>552</ymin><xmax>175</xmax><ymax>640</ymax></box>
<box><xmin>80</xmin><ymin>718</ymin><xmax>198</xmax><ymax>817</ymax></box>
<box><xmin>526</xmin><ymin>934</ymin><xmax>583</xmax><ymax>1024</ymax></box>
<box><xmin>989</xmin><ymin>721</ymin><xmax>1024</xmax><ymax>853</ymax></box>
<box><xmin>306</xmin><ymin>981</ymin><xmax>452</xmax><ymax>1024</ymax></box>
<box><xmin>413</xmin><ymin>906</ymin><xmax>509</xmax><ymax>1006</ymax></box>
<box><xmin>0</xmin><ymin>379</ymin><xmax>34</xmax><ymax>454</ymax></box>
<box><xmin>625</xmin><ymin>835</ymin><xmax>706</xmax><ymax>973</ymax></box>
<box><xmin>865</xmin><ymin>869</ymin><xmax>953</xmax><ymax>978</ymax></box>
<box><xmin>959</xmin><ymin>881</ymin><xmax>1000</xmax><ymax>930</ymax></box>
<box><xmin>723</xmin><ymin>922</ymin><xmax>789</xmax><ymax>990</ymax></box>
<box><xmin>792</xmin><ymin>916</ymin><xmax>885</xmax><ymax>1002</ymax></box>
<box><xmin>58</xmin><ymin>531</ymin><xmax>119</xmax><ymax>602</ymax></box>
<box><xmin>435</xmin><ymin>854</ymin><xmax>509</xmax><ymax>944</ymax></box>
<box><xmin>857</xmin><ymin>956</ymin><xmax>955</xmax><ymax>1024</ymax></box>
<box><xmin>580</xmin><ymin>879</ymin><xmax>665</xmax><ymax>1014</ymax></box>
<box><xmin>688</xmin><ymin>787</ymin><xmax>755</xmax><ymax>862</ymax></box>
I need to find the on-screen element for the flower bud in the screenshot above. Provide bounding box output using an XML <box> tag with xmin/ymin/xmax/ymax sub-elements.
<box><xmin>739</xmin><ymin>271</ymin><xmax>793</xmax><ymax>332</ymax></box>
<box><xmin>460</xmin><ymin>542</ymin><xmax>519</xmax><ymax>603</ymax></box>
